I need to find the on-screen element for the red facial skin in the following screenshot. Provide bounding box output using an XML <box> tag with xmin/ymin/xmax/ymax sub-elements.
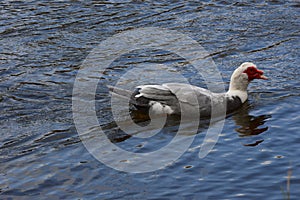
<box><xmin>243</xmin><ymin>66</ymin><xmax>268</xmax><ymax>81</ymax></box>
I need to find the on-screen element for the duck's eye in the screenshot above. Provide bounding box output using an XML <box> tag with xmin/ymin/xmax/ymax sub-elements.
<box><xmin>243</xmin><ymin>66</ymin><xmax>256</xmax><ymax>74</ymax></box>
<box><xmin>249</xmin><ymin>67</ymin><xmax>255</xmax><ymax>72</ymax></box>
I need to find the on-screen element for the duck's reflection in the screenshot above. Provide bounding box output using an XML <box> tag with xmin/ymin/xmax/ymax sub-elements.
<box><xmin>232</xmin><ymin>102</ymin><xmax>271</xmax><ymax>146</ymax></box>
<box><xmin>105</xmin><ymin>101</ymin><xmax>271</xmax><ymax>146</ymax></box>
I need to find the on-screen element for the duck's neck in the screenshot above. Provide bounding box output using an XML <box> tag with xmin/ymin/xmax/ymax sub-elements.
<box><xmin>229</xmin><ymin>75</ymin><xmax>249</xmax><ymax>91</ymax></box>
<box><xmin>227</xmin><ymin>89</ymin><xmax>248</xmax><ymax>103</ymax></box>
<box><xmin>227</xmin><ymin>79</ymin><xmax>249</xmax><ymax>103</ymax></box>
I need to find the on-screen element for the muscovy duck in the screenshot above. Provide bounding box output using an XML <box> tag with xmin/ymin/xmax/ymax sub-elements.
<box><xmin>110</xmin><ymin>62</ymin><xmax>267</xmax><ymax>117</ymax></box>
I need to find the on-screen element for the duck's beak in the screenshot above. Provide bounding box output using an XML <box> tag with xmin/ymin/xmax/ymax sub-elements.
<box><xmin>257</xmin><ymin>69</ymin><xmax>268</xmax><ymax>80</ymax></box>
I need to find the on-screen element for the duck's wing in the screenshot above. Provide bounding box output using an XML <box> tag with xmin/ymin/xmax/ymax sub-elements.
<box><xmin>163</xmin><ymin>83</ymin><xmax>213</xmax><ymax>105</ymax></box>
<box><xmin>133</xmin><ymin>83</ymin><xmax>222</xmax><ymax>116</ymax></box>
<box><xmin>131</xmin><ymin>85</ymin><xmax>180</xmax><ymax>114</ymax></box>
<box><xmin>163</xmin><ymin>83</ymin><xmax>217</xmax><ymax>116</ymax></box>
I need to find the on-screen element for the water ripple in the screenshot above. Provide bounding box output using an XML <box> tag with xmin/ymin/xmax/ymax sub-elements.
<box><xmin>0</xmin><ymin>1</ymin><xmax>299</xmax><ymax>199</ymax></box>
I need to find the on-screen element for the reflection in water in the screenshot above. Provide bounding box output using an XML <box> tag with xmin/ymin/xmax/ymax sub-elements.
<box><xmin>107</xmin><ymin>101</ymin><xmax>271</xmax><ymax>147</ymax></box>
<box><xmin>106</xmin><ymin>109</ymin><xmax>206</xmax><ymax>144</ymax></box>
<box><xmin>232</xmin><ymin>102</ymin><xmax>271</xmax><ymax>146</ymax></box>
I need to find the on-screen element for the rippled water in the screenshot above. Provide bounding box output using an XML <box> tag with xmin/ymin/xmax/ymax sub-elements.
<box><xmin>1</xmin><ymin>1</ymin><xmax>299</xmax><ymax>199</ymax></box>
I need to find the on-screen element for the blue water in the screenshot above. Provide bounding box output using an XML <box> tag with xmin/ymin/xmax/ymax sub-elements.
<box><xmin>0</xmin><ymin>1</ymin><xmax>299</xmax><ymax>199</ymax></box>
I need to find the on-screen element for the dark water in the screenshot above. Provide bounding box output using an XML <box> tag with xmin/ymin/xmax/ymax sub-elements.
<box><xmin>1</xmin><ymin>1</ymin><xmax>300</xmax><ymax>199</ymax></box>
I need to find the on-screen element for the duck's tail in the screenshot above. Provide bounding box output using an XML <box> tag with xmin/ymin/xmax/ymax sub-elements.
<box><xmin>107</xmin><ymin>85</ymin><xmax>133</xmax><ymax>101</ymax></box>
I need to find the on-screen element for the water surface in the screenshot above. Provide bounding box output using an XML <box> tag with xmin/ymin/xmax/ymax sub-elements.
<box><xmin>0</xmin><ymin>1</ymin><xmax>299</xmax><ymax>199</ymax></box>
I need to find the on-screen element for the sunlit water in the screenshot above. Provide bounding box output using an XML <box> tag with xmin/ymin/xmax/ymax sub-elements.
<box><xmin>1</xmin><ymin>1</ymin><xmax>299</xmax><ymax>199</ymax></box>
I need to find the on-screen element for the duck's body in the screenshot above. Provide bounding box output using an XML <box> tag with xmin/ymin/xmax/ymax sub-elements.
<box><xmin>130</xmin><ymin>83</ymin><xmax>243</xmax><ymax>116</ymax></box>
<box><xmin>110</xmin><ymin>62</ymin><xmax>267</xmax><ymax>117</ymax></box>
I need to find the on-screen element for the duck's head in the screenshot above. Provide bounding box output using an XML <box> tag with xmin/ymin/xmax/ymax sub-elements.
<box><xmin>229</xmin><ymin>62</ymin><xmax>268</xmax><ymax>92</ymax></box>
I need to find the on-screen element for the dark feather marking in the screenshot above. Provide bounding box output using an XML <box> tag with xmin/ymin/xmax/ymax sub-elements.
<box><xmin>129</xmin><ymin>88</ymin><xmax>180</xmax><ymax>113</ymax></box>
<box><xmin>226</xmin><ymin>96</ymin><xmax>243</xmax><ymax>114</ymax></box>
